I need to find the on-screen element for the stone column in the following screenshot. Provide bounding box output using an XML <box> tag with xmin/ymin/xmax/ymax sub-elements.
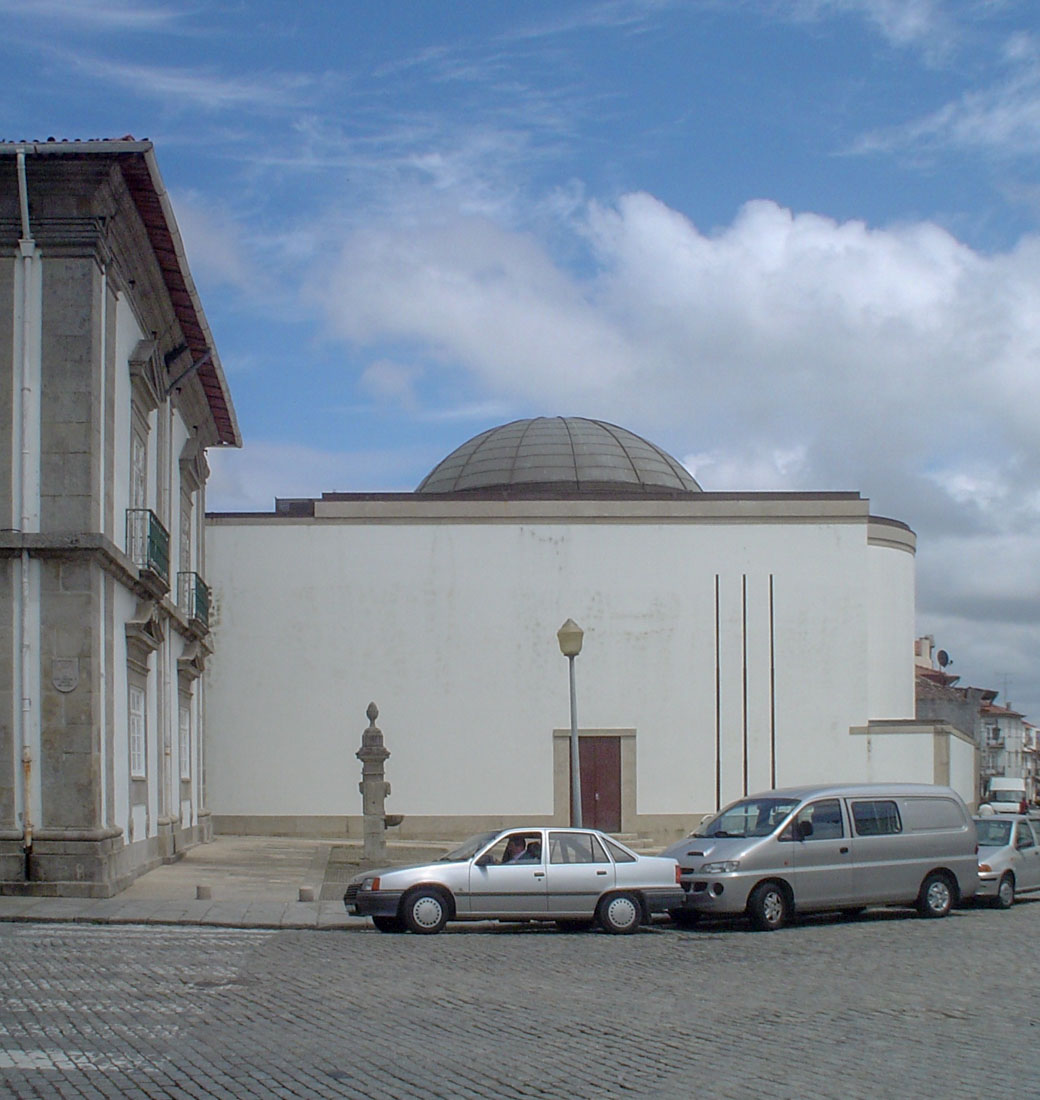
<box><xmin>356</xmin><ymin>702</ymin><xmax>390</xmax><ymax>864</ymax></box>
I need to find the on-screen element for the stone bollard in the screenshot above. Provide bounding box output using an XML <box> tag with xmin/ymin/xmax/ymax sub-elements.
<box><xmin>356</xmin><ymin>702</ymin><xmax>392</xmax><ymax>865</ymax></box>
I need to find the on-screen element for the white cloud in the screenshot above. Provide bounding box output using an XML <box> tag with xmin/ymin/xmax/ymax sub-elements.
<box><xmin>0</xmin><ymin>0</ymin><xmax>181</xmax><ymax>31</ymax></box>
<box><xmin>299</xmin><ymin>189</ymin><xmax>1040</xmax><ymax>718</ymax></box>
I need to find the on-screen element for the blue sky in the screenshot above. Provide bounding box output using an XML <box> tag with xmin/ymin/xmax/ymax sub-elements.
<box><xmin>5</xmin><ymin>0</ymin><xmax>1040</xmax><ymax>719</ymax></box>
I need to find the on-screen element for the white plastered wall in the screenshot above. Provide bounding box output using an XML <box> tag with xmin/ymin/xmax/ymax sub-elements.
<box><xmin>205</xmin><ymin>510</ymin><xmax>917</xmax><ymax>824</ymax></box>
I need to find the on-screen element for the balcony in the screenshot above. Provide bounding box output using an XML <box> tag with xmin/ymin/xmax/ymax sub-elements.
<box><xmin>126</xmin><ymin>508</ymin><xmax>170</xmax><ymax>590</ymax></box>
<box><xmin>178</xmin><ymin>571</ymin><xmax>210</xmax><ymax>632</ymax></box>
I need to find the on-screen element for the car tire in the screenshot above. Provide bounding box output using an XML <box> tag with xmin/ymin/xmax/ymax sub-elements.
<box><xmin>747</xmin><ymin>882</ymin><xmax>789</xmax><ymax>931</ymax></box>
<box><xmin>402</xmin><ymin>888</ymin><xmax>450</xmax><ymax>934</ymax></box>
<box><xmin>555</xmin><ymin>919</ymin><xmax>594</xmax><ymax>933</ymax></box>
<box><xmin>371</xmin><ymin>915</ymin><xmax>405</xmax><ymax>933</ymax></box>
<box><xmin>917</xmin><ymin>872</ymin><xmax>954</xmax><ymax>919</ymax></box>
<box><xmin>995</xmin><ymin>873</ymin><xmax>1015</xmax><ymax>910</ymax></box>
<box><xmin>597</xmin><ymin>892</ymin><xmax>642</xmax><ymax>934</ymax></box>
<box><xmin>668</xmin><ymin>908</ymin><xmax>701</xmax><ymax>929</ymax></box>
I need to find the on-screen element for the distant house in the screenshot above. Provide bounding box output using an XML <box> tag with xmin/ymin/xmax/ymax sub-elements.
<box><xmin>0</xmin><ymin>140</ymin><xmax>240</xmax><ymax>897</ymax></box>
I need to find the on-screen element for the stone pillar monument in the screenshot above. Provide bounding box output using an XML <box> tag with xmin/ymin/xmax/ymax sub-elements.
<box><xmin>356</xmin><ymin>702</ymin><xmax>391</xmax><ymax>864</ymax></box>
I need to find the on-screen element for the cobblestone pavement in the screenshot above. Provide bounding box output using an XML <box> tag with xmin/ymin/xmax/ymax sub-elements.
<box><xmin>2</xmin><ymin>901</ymin><xmax>1038</xmax><ymax>1099</ymax></box>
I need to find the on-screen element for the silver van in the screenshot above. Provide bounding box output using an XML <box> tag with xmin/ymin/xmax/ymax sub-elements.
<box><xmin>662</xmin><ymin>784</ymin><xmax>978</xmax><ymax>931</ymax></box>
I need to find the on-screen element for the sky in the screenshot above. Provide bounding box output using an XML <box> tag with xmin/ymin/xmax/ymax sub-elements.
<box><xmin>4</xmin><ymin>0</ymin><xmax>1039</xmax><ymax>720</ymax></box>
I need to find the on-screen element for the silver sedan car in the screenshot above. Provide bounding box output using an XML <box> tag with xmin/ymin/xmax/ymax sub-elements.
<box><xmin>975</xmin><ymin>815</ymin><xmax>1040</xmax><ymax>908</ymax></box>
<box><xmin>344</xmin><ymin>826</ymin><xmax>684</xmax><ymax>934</ymax></box>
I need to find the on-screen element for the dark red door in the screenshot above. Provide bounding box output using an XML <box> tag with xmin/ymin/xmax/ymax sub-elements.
<box><xmin>576</xmin><ymin>737</ymin><xmax>621</xmax><ymax>832</ymax></box>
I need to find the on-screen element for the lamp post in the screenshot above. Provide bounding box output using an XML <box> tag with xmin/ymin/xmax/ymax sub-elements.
<box><xmin>557</xmin><ymin>618</ymin><xmax>584</xmax><ymax>827</ymax></box>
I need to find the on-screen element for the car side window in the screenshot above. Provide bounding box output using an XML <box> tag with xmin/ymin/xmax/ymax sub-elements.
<box><xmin>549</xmin><ymin>832</ymin><xmax>610</xmax><ymax>864</ymax></box>
<box><xmin>851</xmin><ymin>799</ymin><xmax>902</xmax><ymax>837</ymax></box>
<box><xmin>602</xmin><ymin>836</ymin><xmax>637</xmax><ymax>863</ymax></box>
<box><xmin>795</xmin><ymin>799</ymin><xmax>844</xmax><ymax>841</ymax></box>
<box><xmin>1016</xmin><ymin>824</ymin><xmax>1036</xmax><ymax>850</ymax></box>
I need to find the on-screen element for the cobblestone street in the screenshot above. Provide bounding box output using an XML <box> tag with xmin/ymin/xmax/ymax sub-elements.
<box><xmin>2</xmin><ymin>902</ymin><xmax>1038</xmax><ymax>1099</ymax></box>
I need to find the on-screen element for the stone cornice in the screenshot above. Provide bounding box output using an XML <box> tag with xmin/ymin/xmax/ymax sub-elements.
<box><xmin>0</xmin><ymin>532</ymin><xmax>209</xmax><ymax>640</ymax></box>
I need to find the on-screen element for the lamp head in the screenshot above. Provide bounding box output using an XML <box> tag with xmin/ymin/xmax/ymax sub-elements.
<box><xmin>557</xmin><ymin>618</ymin><xmax>584</xmax><ymax>658</ymax></box>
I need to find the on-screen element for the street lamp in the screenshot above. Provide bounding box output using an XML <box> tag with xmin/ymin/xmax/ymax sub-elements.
<box><xmin>557</xmin><ymin>618</ymin><xmax>584</xmax><ymax>827</ymax></box>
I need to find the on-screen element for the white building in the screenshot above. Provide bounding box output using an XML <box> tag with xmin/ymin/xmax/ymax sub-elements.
<box><xmin>206</xmin><ymin>418</ymin><xmax>976</xmax><ymax>843</ymax></box>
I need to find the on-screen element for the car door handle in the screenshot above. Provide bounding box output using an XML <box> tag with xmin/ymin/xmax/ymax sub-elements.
<box><xmin>596</xmin><ymin>870</ymin><xmax>607</xmax><ymax>876</ymax></box>
<box><xmin>533</xmin><ymin>872</ymin><xmax>545</xmax><ymax>878</ymax></box>
<box><xmin>840</xmin><ymin>847</ymin><xmax>849</xmax><ymax>854</ymax></box>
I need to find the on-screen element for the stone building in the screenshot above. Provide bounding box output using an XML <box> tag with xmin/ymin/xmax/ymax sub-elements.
<box><xmin>0</xmin><ymin>139</ymin><xmax>239</xmax><ymax>896</ymax></box>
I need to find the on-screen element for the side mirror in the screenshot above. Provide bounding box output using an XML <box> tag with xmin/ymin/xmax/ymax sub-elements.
<box><xmin>475</xmin><ymin>853</ymin><xmax>492</xmax><ymax>867</ymax></box>
<box><xmin>797</xmin><ymin>820</ymin><xmax>814</xmax><ymax>840</ymax></box>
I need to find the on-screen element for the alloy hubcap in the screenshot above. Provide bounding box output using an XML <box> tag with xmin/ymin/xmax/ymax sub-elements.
<box><xmin>763</xmin><ymin>892</ymin><xmax>784</xmax><ymax>923</ymax></box>
<box><xmin>927</xmin><ymin>882</ymin><xmax>950</xmax><ymax>912</ymax></box>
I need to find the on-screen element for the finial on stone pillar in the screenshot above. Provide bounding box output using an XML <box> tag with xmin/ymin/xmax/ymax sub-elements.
<box><xmin>357</xmin><ymin>701</ymin><xmax>393</xmax><ymax>864</ymax></box>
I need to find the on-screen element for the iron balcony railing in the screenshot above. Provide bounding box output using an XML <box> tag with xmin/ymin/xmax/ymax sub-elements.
<box><xmin>126</xmin><ymin>508</ymin><xmax>170</xmax><ymax>586</ymax></box>
<box><xmin>178</xmin><ymin>571</ymin><xmax>210</xmax><ymax>630</ymax></box>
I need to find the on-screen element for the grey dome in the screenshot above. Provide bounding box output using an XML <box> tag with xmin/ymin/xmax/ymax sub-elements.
<box><xmin>417</xmin><ymin>417</ymin><xmax>701</xmax><ymax>495</ymax></box>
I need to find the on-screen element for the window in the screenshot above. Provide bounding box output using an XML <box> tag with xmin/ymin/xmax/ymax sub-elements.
<box><xmin>1016</xmin><ymin>824</ymin><xmax>1036</xmax><ymax>851</ymax></box>
<box><xmin>602</xmin><ymin>836</ymin><xmax>637</xmax><ymax>863</ymax></box>
<box><xmin>851</xmin><ymin>800</ymin><xmax>902</xmax><ymax>837</ymax></box>
<box><xmin>549</xmin><ymin>832</ymin><xmax>609</xmax><ymax>864</ymax></box>
<box><xmin>179</xmin><ymin>705</ymin><xmax>191</xmax><ymax>781</ymax></box>
<box><xmin>795</xmin><ymin>799</ymin><xmax>844</xmax><ymax>841</ymax></box>
<box><xmin>129</xmin><ymin>685</ymin><xmax>146</xmax><ymax>778</ymax></box>
<box><xmin>903</xmin><ymin>798</ymin><xmax>965</xmax><ymax>831</ymax></box>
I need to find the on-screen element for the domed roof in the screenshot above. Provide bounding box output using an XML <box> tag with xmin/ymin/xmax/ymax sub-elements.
<box><xmin>416</xmin><ymin>417</ymin><xmax>701</xmax><ymax>495</ymax></box>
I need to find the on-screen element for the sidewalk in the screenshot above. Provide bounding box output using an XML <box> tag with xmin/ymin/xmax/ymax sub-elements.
<box><xmin>0</xmin><ymin>836</ymin><xmax>446</xmax><ymax>930</ymax></box>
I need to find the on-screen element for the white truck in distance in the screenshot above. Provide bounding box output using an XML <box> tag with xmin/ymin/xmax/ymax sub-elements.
<box><xmin>980</xmin><ymin>777</ymin><xmax>1030</xmax><ymax>815</ymax></box>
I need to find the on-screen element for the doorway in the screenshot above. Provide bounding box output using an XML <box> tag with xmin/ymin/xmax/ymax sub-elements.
<box><xmin>552</xmin><ymin>729</ymin><xmax>635</xmax><ymax>833</ymax></box>
<box><xmin>577</xmin><ymin>736</ymin><xmax>621</xmax><ymax>832</ymax></box>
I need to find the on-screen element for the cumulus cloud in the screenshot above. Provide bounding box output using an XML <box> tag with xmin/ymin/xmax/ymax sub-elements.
<box><xmin>301</xmin><ymin>189</ymin><xmax>1040</xmax><ymax>717</ymax></box>
<box><xmin>310</xmin><ymin>192</ymin><xmax>1040</xmax><ymax>505</ymax></box>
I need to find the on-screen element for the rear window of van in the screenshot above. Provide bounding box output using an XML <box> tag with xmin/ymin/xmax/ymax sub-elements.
<box><xmin>851</xmin><ymin>800</ymin><xmax>902</xmax><ymax>836</ymax></box>
<box><xmin>902</xmin><ymin>797</ymin><xmax>965</xmax><ymax>831</ymax></box>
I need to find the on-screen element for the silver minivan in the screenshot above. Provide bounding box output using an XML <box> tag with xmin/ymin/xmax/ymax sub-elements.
<box><xmin>662</xmin><ymin>784</ymin><xmax>978</xmax><ymax>931</ymax></box>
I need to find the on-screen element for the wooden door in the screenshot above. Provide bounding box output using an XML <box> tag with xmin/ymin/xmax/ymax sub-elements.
<box><xmin>577</xmin><ymin>737</ymin><xmax>621</xmax><ymax>832</ymax></box>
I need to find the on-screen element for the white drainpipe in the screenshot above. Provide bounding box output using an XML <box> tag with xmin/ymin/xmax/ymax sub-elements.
<box><xmin>14</xmin><ymin>148</ymin><xmax>40</xmax><ymax>861</ymax></box>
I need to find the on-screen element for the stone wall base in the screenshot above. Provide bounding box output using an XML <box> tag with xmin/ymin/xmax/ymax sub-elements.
<box><xmin>0</xmin><ymin>824</ymin><xmax>207</xmax><ymax>897</ymax></box>
<box><xmin>212</xmin><ymin>812</ymin><xmax>702</xmax><ymax>847</ymax></box>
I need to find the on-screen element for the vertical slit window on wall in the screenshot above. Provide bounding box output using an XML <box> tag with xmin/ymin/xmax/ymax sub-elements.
<box><xmin>769</xmin><ymin>574</ymin><xmax>776</xmax><ymax>789</ymax></box>
<box><xmin>714</xmin><ymin>574</ymin><xmax>721</xmax><ymax>810</ymax></box>
<box><xmin>742</xmin><ymin>574</ymin><xmax>749</xmax><ymax>797</ymax></box>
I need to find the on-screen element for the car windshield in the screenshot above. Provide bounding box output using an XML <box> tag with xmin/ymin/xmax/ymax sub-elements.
<box><xmin>438</xmin><ymin>832</ymin><xmax>499</xmax><ymax>862</ymax></box>
<box><xmin>975</xmin><ymin>820</ymin><xmax>1012</xmax><ymax>847</ymax></box>
<box><xmin>694</xmin><ymin>798</ymin><xmax>801</xmax><ymax>838</ymax></box>
<box><xmin>992</xmin><ymin>791</ymin><xmax>1022</xmax><ymax>803</ymax></box>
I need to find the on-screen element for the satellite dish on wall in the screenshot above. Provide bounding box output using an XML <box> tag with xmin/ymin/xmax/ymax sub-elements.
<box><xmin>937</xmin><ymin>650</ymin><xmax>950</xmax><ymax>668</ymax></box>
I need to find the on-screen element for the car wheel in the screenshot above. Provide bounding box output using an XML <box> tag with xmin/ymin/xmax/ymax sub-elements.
<box><xmin>555</xmin><ymin>919</ymin><xmax>595</xmax><ymax>932</ymax></box>
<box><xmin>917</xmin><ymin>872</ymin><xmax>954</xmax><ymax>919</ymax></box>
<box><xmin>747</xmin><ymin>882</ymin><xmax>789</xmax><ymax>931</ymax></box>
<box><xmin>402</xmin><ymin>888</ymin><xmax>450</xmax><ymax>934</ymax></box>
<box><xmin>668</xmin><ymin>908</ymin><xmax>701</xmax><ymax>929</ymax></box>
<box><xmin>597</xmin><ymin>892</ymin><xmax>642</xmax><ymax>934</ymax></box>
<box><xmin>995</xmin><ymin>873</ymin><xmax>1015</xmax><ymax>910</ymax></box>
<box><xmin>371</xmin><ymin>915</ymin><xmax>405</xmax><ymax>933</ymax></box>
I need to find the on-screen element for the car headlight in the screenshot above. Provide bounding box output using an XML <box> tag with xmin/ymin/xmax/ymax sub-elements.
<box><xmin>360</xmin><ymin>876</ymin><xmax>381</xmax><ymax>891</ymax></box>
<box><xmin>978</xmin><ymin>864</ymin><xmax>992</xmax><ymax>873</ymax></box>
<box><xmin>701</xmin><ymin>861</ymin><xmax>740</xmax><ymax>873</ymax></box>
